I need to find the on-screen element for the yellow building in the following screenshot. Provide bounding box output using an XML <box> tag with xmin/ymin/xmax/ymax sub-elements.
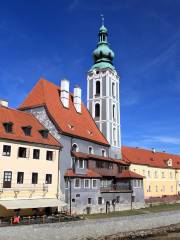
<box><xmin>0</xmin><ymin>102</ymin><xmax>65</xmax><ymax>217</ymax></box>
<box><xmin>122</xmin><ymin>146</ymin><xmax>180</xmax><ymax>200</ymax></box>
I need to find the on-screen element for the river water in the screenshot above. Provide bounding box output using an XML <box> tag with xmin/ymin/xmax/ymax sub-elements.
<box><xmin>146</xmin><ymin>231</ymin><xmax>180</xmax><ymax>239</ymax></box>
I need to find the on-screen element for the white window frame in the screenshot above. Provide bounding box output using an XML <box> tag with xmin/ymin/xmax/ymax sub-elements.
<box><xmin>101</xmin><ymin>149</ymin><xmax>106</xmax><ymax>157</ymax></box>
<box><xmin>72</xmin><ymin>143</ymin><xmax>79</xmax><ymax>152</ymax></box>
<box><xmin>88</xmin><ymin>146</ymin><xmax>94</xmax><ymax>155</ymax></box>
<box><xmin>78</xmin><ymin>159</ymin><xmax>84</xmax><ymax>169</ymax></box>
<box><xmin>92</xmin><ymin>179</ymin><xmax>97</xmax><ymax>188</ymax></box>
<box><xmin>74</xmin><ymin>178</ymin><xmax>81</xmax><ymax>188</ymax></box>
<box><xmin>84</xmin><ymin>179</ymin><xmax>90</xmax><ymax>189</ymax></box>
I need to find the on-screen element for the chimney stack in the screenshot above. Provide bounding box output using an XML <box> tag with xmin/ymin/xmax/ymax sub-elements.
<box><xmin>0</xmin><ymin>100</ymin><xmax>8</xmax><ymax>108</ymax></box>
<box><xmin>73</xmin><ymin>85</ymin><xmax>82</xmax><ymax>113</ymax></box>
<box><xmin>60</xmin><ymin>79</ymin><xmax>69</xmax><ymax>108</ymax></box>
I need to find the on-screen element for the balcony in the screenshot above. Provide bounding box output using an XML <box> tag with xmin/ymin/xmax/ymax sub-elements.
<box><xmin>0</xmin><ymin>183</ymin><xmax>48</xmax><ymax>197</ymax></box>
<box><xmin>100</xmin><ymin>184</ymin><xmax>132</xmax><ymax>193</ymax></box>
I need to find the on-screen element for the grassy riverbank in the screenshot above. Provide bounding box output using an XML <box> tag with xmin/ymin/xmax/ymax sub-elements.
<box><xmin>86</xmin><ymin>202</ymin><xmax>180</xmax><ymax>219</ymax></box>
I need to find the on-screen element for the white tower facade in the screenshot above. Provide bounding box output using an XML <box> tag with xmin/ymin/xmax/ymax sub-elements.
<box><xmin>87</xmin><ymin>21</ymin><xmax>121</xmax><ymax>159</ymax></box>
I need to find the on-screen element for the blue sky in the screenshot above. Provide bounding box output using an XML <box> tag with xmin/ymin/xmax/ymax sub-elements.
<box><xmin>0</xmin><ymin>0</ymin><xmax>180</xmax><ymax>154</ymax></box>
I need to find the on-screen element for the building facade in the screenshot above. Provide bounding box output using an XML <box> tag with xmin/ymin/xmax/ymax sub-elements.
<box><xmin>122</xmin><ymin>146</ymin><xmax>180</xmax><ymax>200</ymax></box>
<box><xmin>0</xmin><ymin>103</ymin><xmax>64</xmax><ymax>217</ymax></box>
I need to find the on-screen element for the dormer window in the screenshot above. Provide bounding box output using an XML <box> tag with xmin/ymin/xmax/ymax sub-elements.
<box><xmin>3</xmin><ymin>122</ymin><xmax>13</xmax><ymax>133</ymax></box>
<box><xmin>39</xmin><ymin>129</ymin><xmax>49</xmax><ymax>139</ymax></box>
<box><xmin>22</xmin><ymin>126</ymin><xmax>32</xmax><ymax>136</ymax></box>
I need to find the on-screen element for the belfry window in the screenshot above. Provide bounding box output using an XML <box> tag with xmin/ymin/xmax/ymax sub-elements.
<box><xmin>95</xmin><ymin>103</ymin><xmax>100</xmax><ymax>118</ymax></box>
<box><xmin>96</xmin><ymin>81</ymin><xmax>100</xmax><ymax>95</ymax></box>
<box><xmin>113</xmin><ymin>105</ymin><xmax>115</xmax><ymax>119</ymax></box>
<box><xmin>113</xmin><ymin>127</ymin><xmax>116</xmax><ymax>145</ymax></box>
<box><xmin>112</xmin><ymin>82</ymin><xmax>115</xmax><ymax>97</ymax></box>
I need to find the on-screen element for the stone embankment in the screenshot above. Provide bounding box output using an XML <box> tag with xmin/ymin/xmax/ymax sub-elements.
<box><xmin>0</xmin><ymin>211</ymin><xmax>180</xmax><ymax>240</ymax></box>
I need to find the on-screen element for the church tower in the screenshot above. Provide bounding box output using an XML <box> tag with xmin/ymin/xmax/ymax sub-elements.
<box><xmin>87</xmin><ymin>17</ymin><xmax>121</xmax><ymax>159</ymax></box>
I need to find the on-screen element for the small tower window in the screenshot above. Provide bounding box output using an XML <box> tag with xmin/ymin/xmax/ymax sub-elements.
<box><xmin>95</xmin><ymin>103</ymin><xmax>100</xmax><ymax>118</ymax></box>
<box><xmin>113</xmin><ymin>105</ymin><xmax>115</xmax><ymax>119</ymax></box>
<box><xmin>96</xmin><ymin>81</ymin><xmax>100</xmax><ymax>95</ymax></box>
<box><xmin>112</xmin><ymin>82</ymin><xmax>115</xmax><ymax>97</ymax></box>
<box><xmin>113</xmin><ymin>127</ymin><xmax>116</xmax><ymax>145</ymax></box>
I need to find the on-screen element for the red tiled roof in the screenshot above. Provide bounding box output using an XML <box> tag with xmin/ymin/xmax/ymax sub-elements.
<box><xmin>122</xmin><ymin>146</ymin><xmax>180</xmax><ymax>169</ymax></box>
<box><xmin>64</xmin><ymin>169</ymin><xmax>102</xmax><ymax>178</ymax></box>
<box><xmin>72</xmin><ymin>151</ymin><xmax>128</xmax><ymax>165</ymax></box>
<box><xmin>19</xmin><ymin>79</ymin><xmax>109</xmax><ymax>146</ymax></box>
<box><xmin>0</xmin><ymin>106</ymin><xmax>61</xmax><ymax>147</ymax></box>
<box><xmin>118</xmin><ymin>170</ymin><xmax>144</xmax><ymax>179</ymax></box>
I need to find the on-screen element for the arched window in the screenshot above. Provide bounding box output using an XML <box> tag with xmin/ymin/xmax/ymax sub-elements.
<box><xmin>113</xmin><ymin>105</ymin><xmax>115</xmax><ymax>119</ymax></box>
<box><xmin>112</xmin><ymin>82</ymin><xmax>115</xmax><ymax>97</ymax></box>
<box><xmin>88</xmin><ymin>146</ymin><xmax>93</xmax><ymax>155</ymax></box>
<box><xmin>95</xmin><ymin>103</ymin><xmax>100</xmax><ymax>118</ymax></box>
<box><xmin>96</xmin><ymin>81</ymin><xmax>100</xmax><ymax>95</ymax></box>
<box><xmin>72</xmin><ymin>143</ymin><xmax>79</xmax><ymax>152</ymax></box>
<box><xmin>101</xmin><ymin>149</ymin><xmax>106</xmax><ymax>157</ymax></box>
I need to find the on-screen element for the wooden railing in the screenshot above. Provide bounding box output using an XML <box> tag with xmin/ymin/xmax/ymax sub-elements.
<box><xmin>100</xmin><ymin>184</ymin><xmax>132</xmax><ymax>192</ymax></box>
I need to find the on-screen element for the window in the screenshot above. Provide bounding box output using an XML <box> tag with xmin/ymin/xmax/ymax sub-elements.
<box><xmin>96</xmin><ymin>161</ymin><xmax>113</xmax><ymax>169</ymax></box>
<box><xmin>32</xmin><ymin>172</ymin><xmax>38</xmax><ymax>184</ymax></box>
<box><xmin>147</xmin><ymin>185</ymin><xmax>151</xmax><ymax>192</ymax></box>
<box><xmin>22</xmin><ymin>126</ymin><xmax>32</xmax><ymax>136</ymax></box>
<box><xmin>72</xmin><ymin>198</ymin><xmax>75</xmax><ymax>203</ymax></box>
<box><xmin>3</xmin><ymin>171</ymin><xmax>12</xmax><ymax>188</ymax></box>
<box><xmin>3</xmin><ymin>122</ymin><xmax>13</xmax><ymax>133</ymax></box>
<box><xmin>17</xmin><ymin>172</ymin><xmax>24</xmax><ymax>184</ymax></box>
<box><xmin>2</xmin><ymin>145</ymin><xmax>11</xmax><ymax>156</ymax></box>
<box><xmin>113</xmin><ymin>105</ymin><xmax>115</xmax><ymax>119</ymax></box>
<box><xmin>88</xmin><ymin>198</ymin><xmax>92</xmax><ymax>204</ymax></box>
<box><xmin>84</xmin><ymin>179</ymin><xmax>90</xmax><ymax>188</ymax></box>
<box><xmin>74</xmin><ymin>178</ymin><xmax>80</xmax><ymax>188</ymax></box>
<box><xmin>72</xmin><ymin>143</ymin><xmax>78</xmax><ymax>152</ymax></box>
<box><xmin>88</xmin><ymin>146</ymin><xmax>93</xmax><ymax>154</ymax></box>
<box><xmin>95</xmin><ymin>103</ymin><xmax>100</xmax><ymax>118</ymax></box>
<box><xmin>76</xmin><ymin>194</ymin><xmax>80</xmax><ymax>198</ymax></box>
<box><xmin>18</xmin><ymin>147</ymin><xmax>27</xmax><ymax>158</ymax></box>
<box><xmin>112</xmin><ymin>82</ymin><xmax>115</xmax><ymax>97</ymax></box>
<box><xmin>101</xmin><ymin>149</ymin><xmax>106</xmax><ymax>157</ymax></box>
<box><xmin>171</xmin><ymin>185</ymin><xmax>173</xmax><ymax>192</ymax></box>
<box><xmin>98</xmin><ymin>197</ymin><xmax>102</xmax><ymax>205</ymax></box>
<box><xmin>154</xmin><ymin>171</ymin><xmax>158</xmax><ymax>178</ymax></box>
<box><xmin>46</xmin><ymin>151</ymin><xmax>53</xmax><ymax>161</ymax></box>
<box><xmin>96</xmin><ymin>81</ymin><xmax>100</xmax><ymax>95</ymax></box>
<box><xmin>92</xmin><ymin>179</ymin><xmax>97</xmax><ymax>188</ymax></box>
<box><xmin>148</xmin><ymin>171</ymin><xmax>150</xmax><ymax>177</ymax></box>
<box><xmin>170</xmin><ymin>172</ymin><xmax>173</xmax><ymax>179</ymax></box>
<box><xmin>46</xmin><ymin>174</ymin><xmax>52</xmax><ymax>184</ymax></box>
<box><xmin>79</xmin><ymin>159</ymin><xmax>84</xmax><ymax>168</ymax></box>
<box><xmin>116</xmin><ymin>196</ymin><xmax>120</xmax><ymax>203</ymax></box>
<box><xmin>39</xmin><ymin>129</ymin><xmax>49</xmax><ymax>139</ymax></box>
<box><xmin>33</xmin><ymin>149</ymin><xmax>40</xmax><ymax>159</ymax></box>
<box><xmin>143</xmin><ymin>170</ymin><xmax>145</xmax><ymax>176</ymax></box>
<box><xmin>162</xmin><ymin>172</ymin><xmax>165</xmax><ymax>178</ymax></box>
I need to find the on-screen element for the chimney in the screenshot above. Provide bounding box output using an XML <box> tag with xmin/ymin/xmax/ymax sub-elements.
<box><xmin>0</xmin><ymin>100</ymin><xmax>8</xmax><ymax>107</ymax></box>
<box><xmin>60</xmin><ymin>79</ymin><xmax>69</xmax><ymax>108</ymax></box>
<box><xmin>73</xmin><ymin>85</ymin><xmax>82</xmax><ymax>113</ymax></box>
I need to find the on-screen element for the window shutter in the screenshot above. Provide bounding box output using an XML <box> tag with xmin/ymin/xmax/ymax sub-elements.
<box><xmin>53</xmin><ymin>151</ymin><xmax>56</xmax><ymax>161</ymax></box>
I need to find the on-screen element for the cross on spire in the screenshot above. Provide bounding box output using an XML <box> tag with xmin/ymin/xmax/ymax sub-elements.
<box><xmin>101</xmin><ymin>14</ymin><xmax>104</xmax><ymax>26</ymax></box>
